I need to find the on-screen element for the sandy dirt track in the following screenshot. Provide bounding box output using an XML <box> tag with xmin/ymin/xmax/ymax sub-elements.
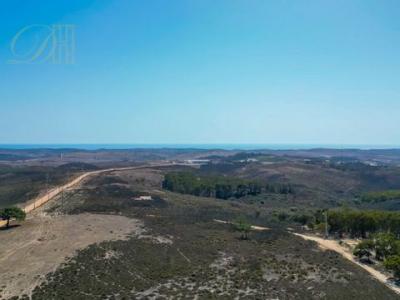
<box><xmin>213</xmin><ymin>219</ymin><xmax>270</xmax><ymax>231</ymax></box>
<box><xmin>293</xmin><ymin>233</ymin><xmax>400</xmax><ymax>295</ymax></box>
<box><xmin>0</xmin><ymin>163</ymin><xmax>176</xmax><ymax>227</ymax></box>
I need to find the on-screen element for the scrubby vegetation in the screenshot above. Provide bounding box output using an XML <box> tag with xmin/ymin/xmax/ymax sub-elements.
<box><xmin>233</xmin><ymin>217</ymin><xmax>251</xmax><ymax>240</ymax></box>
<box><xmin>28</xmin><ymin>171</ymin><xmax>398</xmax><ymax>299</ymax></box>
<box><xmin>361</xmin><ymin>190</ymin><xmax>400</xmax><ymax>203</ymax></box>
<box><xmin>3</xmin><ymin>148</ymin><xmax>400</xmax><ymax>298</ymax></box>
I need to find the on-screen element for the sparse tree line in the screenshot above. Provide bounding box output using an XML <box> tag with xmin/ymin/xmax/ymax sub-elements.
<box><xmin>162</xmin><ymin>172</ymin><xmax>294</xmax><ymax>200</ymax></box>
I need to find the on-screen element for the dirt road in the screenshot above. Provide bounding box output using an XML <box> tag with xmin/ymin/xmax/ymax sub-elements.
<box><xmin>213</xmin><ymin>219</ymin><xmax>270</xmax><ymax>231</ymax></box>
<box><xmin>0</xmin><ymin>162</ymin><xmax>175</xmax><ymax>227</ymax></box>
<box><xmin>293</xmin><ymin>233</ymin><xmax>400</xmax><ymax>295</ymax></box>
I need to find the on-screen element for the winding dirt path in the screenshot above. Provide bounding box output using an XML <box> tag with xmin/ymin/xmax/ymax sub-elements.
<box><xmin>213</xmin><ymin>219</ymin><xmax>270</xmax><ymax>231</ymax></box>
<box><xmin>293</xmin><ymin>233</ymin><xmax>400</xmax><ymax>295</ymax></box>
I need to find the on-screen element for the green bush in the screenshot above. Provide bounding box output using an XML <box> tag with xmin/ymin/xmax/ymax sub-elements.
<box><xmin>353</xmin><ymin>240</ymin><xmax>374</xmax><ymax>261</ymax></box>
<box><xmin>233</xmin><ymin>217</ymin><xmax>252</xmax><ymax>240</ymax></box>
<box><xmin>384</xmin><ymin>255</ymin><xmax>400</xmax><ymax>279</ymax></box>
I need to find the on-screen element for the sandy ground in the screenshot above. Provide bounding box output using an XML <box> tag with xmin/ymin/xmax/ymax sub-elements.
<box><xmin>0</xmin><ymin>211</ymin><xmax>142</xmax><ymax>299</ymax></box>
<box><xmin>213</xmin><ymin>219</ymin><xmax>270</xmax><ymax>231</ymax></box>
<box><xmin>293</xmin><ymin>233</ymin><xmax>400</xmax><ymax>295</ymax></box>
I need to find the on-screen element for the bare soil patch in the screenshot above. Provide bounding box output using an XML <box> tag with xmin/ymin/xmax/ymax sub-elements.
<box><xmin>0</xmin><ymin>213</ymin><xmax>141</xmax><ymax>299</ymax></box>
<box><xmin>213</xmin><ymin>219</ymin><xmax>270</xmax><ymax>231</ymax></box>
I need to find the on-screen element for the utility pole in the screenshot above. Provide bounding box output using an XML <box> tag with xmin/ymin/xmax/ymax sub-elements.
<box><xmin>61</xmin><ymin>187</ymin><xmax>64</xmax><ymax>212</ymax></box>
<box><xmin>324</xmin><ymin>210</ymin><xmax>329</xmax><ymax>239</ymax></box>
<box><xmin>46</xmin><ymin>173</ymin><xmax>50</xmax><ymax>201</ymax></box>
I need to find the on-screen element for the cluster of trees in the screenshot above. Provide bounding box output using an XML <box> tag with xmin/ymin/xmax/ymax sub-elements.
<box><xmin>327</xmin><ymin>209</ymin><xmax>400</xmax><ymax>238</ymax></box>
<box><xmin>162</xmin><ymin>172</ymin><xmax>294</xmax><ymax>200</ymax></box>
<box><xmin>361</xmin><ymin>190</ymin><xmax>400</xmax><ymax>203</ymax></box>
<box><xmin>289</xmin><ymin>209</ymin><xmax>400</xmax><ymax>239</ymax></box>
<box><xmin>265</xmin><ymin>183</ymin><xmax>294</xmax><ymax>194</ymax></box>
<box><xmin>353</xmin><ymin>233</ymin><xmax>400</xmax><ymax>279</ymax></box>
<box><xmin>291</xmin><ymin>212</ymin><xmax>317</xmax><ymax>227</ymax></box>
<box><xmin>322</xmin><ymin>208</ymin><xmax>400</xmax><ymax>280</ymax></box>
<box><xmin>162</xmin><ymin>172</ymin><xmax>263</xmax><ymax>199</ymax></box>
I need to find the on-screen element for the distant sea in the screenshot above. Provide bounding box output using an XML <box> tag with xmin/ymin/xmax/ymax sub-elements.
<box><xmin>0</xmin><ymin>144</ymin><xmax>399</xmax><ymax>150</ymax></box>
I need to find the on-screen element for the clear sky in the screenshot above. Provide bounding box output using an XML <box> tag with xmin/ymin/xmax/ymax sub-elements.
<box><xmin>0</xmin><ymin>0</ymin><xmax>399</xmax><ymax>145</ymax></box>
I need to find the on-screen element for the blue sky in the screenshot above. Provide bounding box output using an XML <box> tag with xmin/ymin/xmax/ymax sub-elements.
<box><xmin>0</xmin><ymin>0</ymin><xmax>399</xmax><ymax>145</ymax></box>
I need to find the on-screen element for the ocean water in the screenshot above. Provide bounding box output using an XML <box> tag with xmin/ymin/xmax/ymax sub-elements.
<box><xmin>0</xmin><ymin>144</ymin><xmax>399</xmax><ymax>150</ymax></box>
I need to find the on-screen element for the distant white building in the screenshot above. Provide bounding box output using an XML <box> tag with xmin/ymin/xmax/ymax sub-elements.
<box><xmin>184</xmin><ymin>159</ymin><xmax>210</xmax><ymax>165</ymax></box>
<box><xmin>133</xmin><ymin>195</ymin><xmax>152</xmax><ymax>201</ymax></box>
<box><xmin>238</xmin><ymin>158</ymin><xmax>258</xmax><ymax>163</ymax></box>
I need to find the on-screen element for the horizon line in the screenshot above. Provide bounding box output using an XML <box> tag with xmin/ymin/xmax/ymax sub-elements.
<box><xmin>1</xmin><ymin>143</ymin><xmax>400</xmax><ymax>151</ymax></box>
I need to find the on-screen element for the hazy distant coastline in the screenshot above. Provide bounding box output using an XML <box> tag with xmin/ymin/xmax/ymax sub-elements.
<box><xmin>0</xmin><ymin>144</ymin><xmax>399</xmax><ymax>151</ymax></box>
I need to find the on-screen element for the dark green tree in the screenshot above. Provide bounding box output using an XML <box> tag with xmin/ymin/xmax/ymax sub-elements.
<box><xmin>384</xmin><ymin>255</ymin><xmax>400</xmax><ymax>279</ymax></box>
<box><xmin>0</xmin><ymin>207</ymin><xmax>26</xmax><ymax>228</ymax></box>
<box><xmin>373</xmin><ymin>233</ymin><xmax>398</xmax><ymax>261</ymax></box>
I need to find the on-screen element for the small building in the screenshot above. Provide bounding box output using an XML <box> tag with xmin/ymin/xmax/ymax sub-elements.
<box><xmin>184</xmin><ymin>159</ymin><xmax>210</xmax><ymax>165</ymax></box>
<box><xmin>133</xmin><ymin>195</ymin><xmax>152</xmax><ymax>201</ymax></box>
